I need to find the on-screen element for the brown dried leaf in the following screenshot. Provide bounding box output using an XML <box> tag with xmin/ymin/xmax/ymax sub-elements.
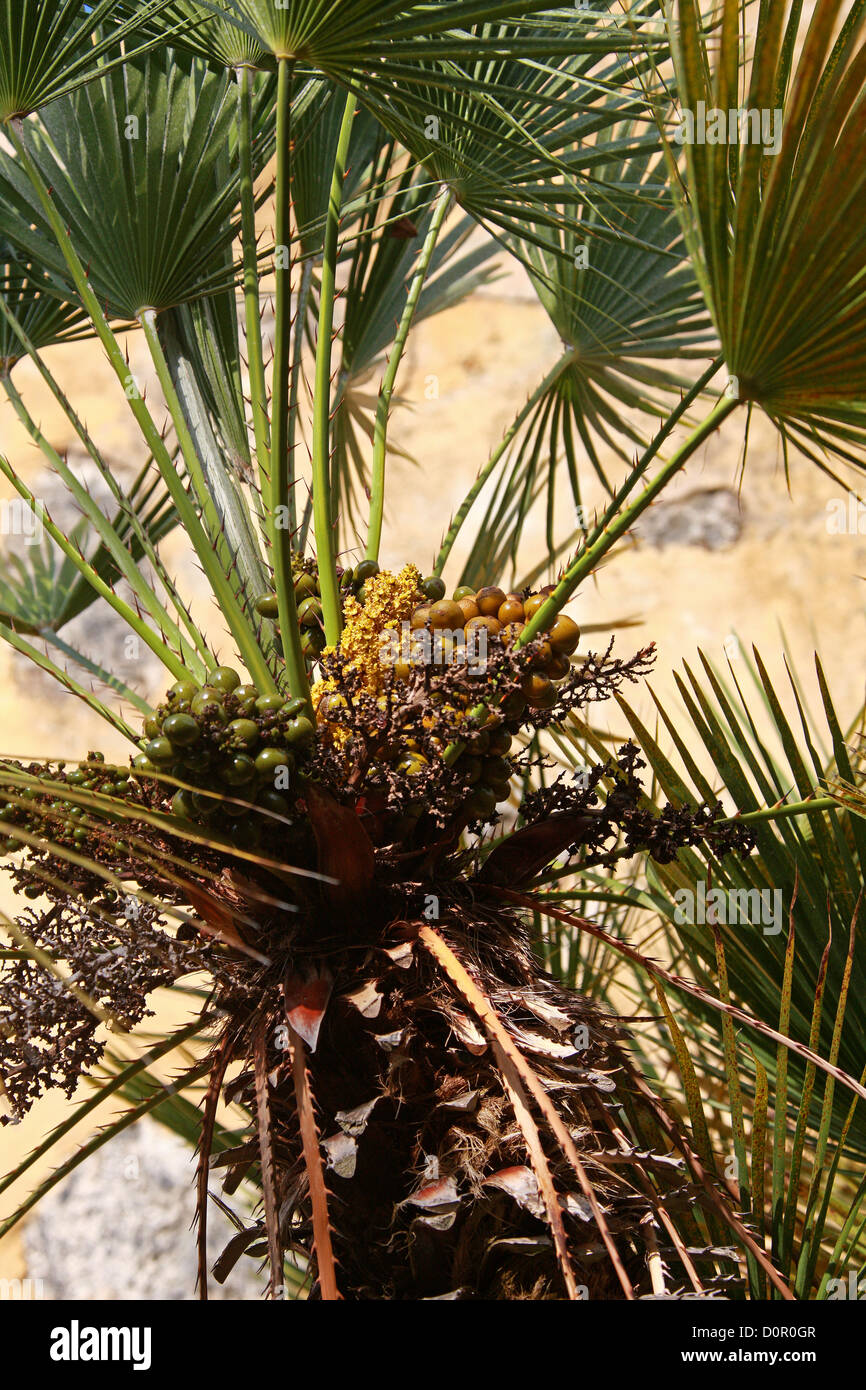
<box><xmin>343</xmin><ymin>980</ymin><xmax>383</xmax><ymax>1019</ymax></box>
<box><xmin>322</xmin><ymin>1131</ymin><xmax>358</xmax><ymax>1179</ymax></box>
<box><xmin>283</xmin><ymin>967</ymin><xmax>333</xmax><ymax>1053</ymax></box>
<box><xmin>305</xmin><ymin>782</ymin><xmax>375</xmax><ymax>911</ymax></box>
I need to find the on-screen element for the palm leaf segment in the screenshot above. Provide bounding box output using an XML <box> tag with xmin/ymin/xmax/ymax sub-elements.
<box><xmin>668</xmin><ymin>0</ymin><xmax>866</xmax><ymax>470</ymax></box>
<box><xmin>0</xmin><ymin>241</ymin><xmax>89</xmax><ymax>367</ymax></box>
<box><xmin>454</xmin><ymin>142</ymin><xmax>715</xmax><ymax>588</ymax></box>
<box><xmin>0</xmin><ymin>46</ymin><xmax>268</xmax><ymax>319</ymax></box>
<box><xmin>0</xmin><ymin>0</ymin><xmax>183</xmax><ymax>120</ymax></box>
<box><xmin>597</xmin><ymin>647</ymin><xmax>866</xmax><ymax>1159</ymax></box>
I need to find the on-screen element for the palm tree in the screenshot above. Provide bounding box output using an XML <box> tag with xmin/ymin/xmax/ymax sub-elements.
<box><xmin>0</xmin><ymin>0</ymin><xmax>865</xmax><ymax>1300</ymax></box>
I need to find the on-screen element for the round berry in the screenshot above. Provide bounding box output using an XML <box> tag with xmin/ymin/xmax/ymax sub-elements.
<box><xmin>476</xmin><ymin>586</ymin><xmax>506</xmax><ymax>616</ymax></box>
<box><xmin>521</xmin><ymin>672</ymin><xmax>556</xmax><ymax>709</ymax></box>
<box><xmin>205</xmin><ymin>666</ymin><xmax>241</xmax><ymax>693</ymax></box>
<box><xmin>410</xmin><ymin>605</ymin><xmax>431</xmax><ymax>629</ymax></box>
<box><xmin>191</xmin><ymin>688</ymin><xmax>228</xmax><ymax>721</ymax></box>
<box><xmin>171</xmin><ymin>789</ymin><xmax>196</xmax><ymax>820</ymax></box>
<box><xmin>284</xmin><ymin>716</ymin><xmax>315</xmax><ymax>747</ymax></box>
<box><xmin>466</xmin><ymin>786</ymin><xmax>497</xmax><ymax>820</ymax></box>
<box><xmin>465</xmin><ymin>615</ymin><xmax>501</xmax><ymax>639</ymax></box>
<box><xmin>523</xmin><ymin>593</ymin><xmax>549</xmax><ymax>623</ymax></box>
<box><xmin>233</xmin><ymin>684</ymin><xmax>259</xmax><ymax>715</ymax></box>
<box><xmin>220</xmin><ymin>755</ymin><xmax>256</xmax><ymax>787</ymax></box>
<box><xmin>428</xmin><ymin>599</ymin><xmax>464</xmax><ymax>630</ymax></box>
<box><xmin>168</xmin><ymin>679</ymin><xmax>199</xmax><ymax>704</ymax></box>
<box><xmin>420</xmin><ymin>575</ymin><xmax>446</xmax><ymax>602</ymax></box>
<box><xmin>353</xmin><ymin>559</ymin><xmax>379</xmax><ymax>584</ymax></box>
<box><xmin>226</xmin><ymin>718</ymin><xmax>260</xmax><ymax>750</ymax></box>
<box><xmin>548</xmin><ymin>615</ymin><xmax>581</xmax><ymax>655</ymax></box>
<box><xmin>255</xmin><ymin>747</ymin><xmax>292</xmax><ymax>778</ymax></box>
<box><xmin>498</xmin><ymin>597</ymin><xmax>525</xmax><ymax>625</ymax></box>
<box><xmin>257</xmin><ymin>787</ymin><xmax>290</xmax><ymax>816</ymax></box>
<box><xmin>547</xmin><ymin>651</ymin><xmax>571</xmax><ymax>680</ymax></box>
<box><xmin>254</xmin><ymin>593</ymin><xmax>280</xmax><ymax>618</ymax></box>
<box><xmin>144</xmin><ymin>737</ymin><xmax>174</xmax><ymax>764</ymax></box>
<box><xmin>294</xmin><ymin>572</ymin><xmax>318</xmax><ymax>599</ymax></box>
<box><xmin>255</xmin><ymin>693</ymin><xmax>285</xmax><ymax>715</ymax></box>
<box><xmin>297</xmin><ymin>596</ymin><xmax>323</xmax><ymax>627</ymax></box>
<box><xmin>487</xmin><ymin>727</ymin><xmax>512</xmax><ymax>756</ymax></box>
<box><xmin>163</xmin><ymin>713</ymin><xmax>200</xmax><ymax>747</ymax></box>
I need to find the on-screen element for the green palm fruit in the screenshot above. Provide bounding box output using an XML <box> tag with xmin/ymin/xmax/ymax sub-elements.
<box><xmin>420</xmin><ymin>575</ymin><xmax>446</xmax><ymax>601</ymax></box>
<box><xmin>482</xmin><ymin>755</ymin><xmax>511</xmax><ymax>785</ymax></box>
<box><xmin>170</xmin><ymin>790</ymin><xmax>196</xmax><ymax>819</ymax></box>
<box><xmin>284</xmin><ymin>716</ymin><xmax>315</xmax><ymax>746</ymax></box>
<box><xmin>233</xmin><ymin>684</ymin><xmax>259</xmax><ymax>715</ymax></box>
<box><xmin>181</xmin><ymin>749</ymin><xmax>211</xmax><ymax>773</ymax></box>
<box><xmin>465</xmin><ymin>787</ymin><xmax>497</xmax><ymax>820</ymax></box>
<box><xmin>297</xmin><ymin>596</ymin><xmax>323</xmax><ymax>627</ymax></box>
<box><xmin>396</xmin><ymin>753</ymin><xmax>428</xmax><ymax>776</ymax></box>
<box><xmin>294</xmin><ymin>572</ymin><xmax>318</xmax><ymax>599</ymax></box>
<box><xmin>168</xmin><ymin>679</ymin><xmax>199</xmax><ymax>704</ymax></box>
<box><xmin>353</xmin><ymin>559</ymin><xmax>379</xmax><ymax>584</ymax></box>
<box><xmin>220</xmin><ymin>754</ymin><xmax>256</xmax><ymax>786</ymax></box>
<box><xmin>486</xmin><ymin>727</ymin><xmax>512</xmax><ymax>756</ymax></box>
<box><xmin>255</xmin><ymin>693</ymin><xmax>285</xmax><ymax>715</ymax></box>
<box><xmin>226</xmin><ymin>718</ymin><xmax>260</xmax><ymax>750</ymax></box>
<box><xmin>144</xmin><ymin>737</ymin><xmax>174</xmax><ymax>764</ymax></box>
<box><xmin>233</xmin><ymin>819</ymin><xmax>262</xmax><ymax>850</ymax></box>
<box><xmin>254</xmin><ymin>593</ymin><xmax>280</xmax><ymax>618</ymax></box>
<box><xmin>256</xmin><ymin>787</ymin><xmax>290</xmax><ymax>816</ymax></box>
<box><xmin>163</xmin><ymin>713</ymin><xmax>200</xmax><ymax>747</ymax></box>
<box><xmin>191</xmin><ymin>689</ymin><xmax>228</xmax><ymax>722</ymax></box>
<box><xmin>255</xmin><ymin>747</ymin><xmax>292</xmax><ymax>778</ymax></box>
<box><xmin>205</xmin><ymin>666</ymin><xmax>241</xmax><ymax>693</ymax></box>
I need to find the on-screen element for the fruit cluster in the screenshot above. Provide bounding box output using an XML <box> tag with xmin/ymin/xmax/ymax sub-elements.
<box><xmin>407</xmin><ymin>579</ymin><xmax>580</xmax><ymax>710</ymax></box>
<box><xmin>253</xmin><ymin>556</ymin><xmax>380</xmax><ymax>664</ymax></box>
<box><xmin>411</xmin><ymin>581</ymin><xmax>580</xmax><ymax>821</ymax></box>
<box><xmin>311</xmin><ymin>565</ymin><xmax>582</xmax><ymax>828</ymax></box>
<box><xmin>135</xmin><ymin>666</ymin><xmax>315</xmax><ymax>842</ymax></box>
<box><xmin>0</xmin><ymin>752</ymin><xmax>132</xmax><ymax>861</ymax></box>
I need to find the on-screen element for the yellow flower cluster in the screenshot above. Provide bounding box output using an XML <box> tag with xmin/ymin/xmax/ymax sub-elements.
<box><xmin>311</xmin><ymin>564</ymin><xmax>423</xmax><ymax>717</ymax></box>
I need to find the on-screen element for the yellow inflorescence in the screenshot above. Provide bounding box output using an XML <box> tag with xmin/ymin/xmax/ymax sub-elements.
<box><xmin>312</xmin><ymin>564</ymin><xmax>423</xmax><ymax>717</ymax></box>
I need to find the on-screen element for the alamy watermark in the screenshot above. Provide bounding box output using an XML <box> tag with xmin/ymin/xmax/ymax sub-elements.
<box><xmin>674</xmin><ymin>102</ymin><xmax>783</xmax><ymax>156</ymax></box>
<box><xmin>49</xmin><ymin>1321</ymin><xmax>151</xmax><ymax>1371</ymax></box>
<box><xmin>379</xmin><ymin>621</ymin><xmax>489</xmax><ymax>675</ymax></box>
<box><xmin>826</xmin><ymin>492</ymin><xmax>866</xmax><ymax>535</ymax></box>
<box><xmin>0</xmin><ymin>497</ymin><xmax>43</xmax><ymax>544</ymax></box>
<box><xmin>674</xmin><ymin>881</ymin><xmax>783</xmax><ymax>936</ymax></box>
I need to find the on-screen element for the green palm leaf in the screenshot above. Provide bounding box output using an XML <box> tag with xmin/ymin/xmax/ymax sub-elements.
<box><xmin>607</xmin><ymin>645</ymin><xmax>866</xmax><ymax>1159</ymax></box>
<box><xmin>0</xmin><ymin>240</ymin><xmax>89</xmax><ymax>364</ymax></box>
<box><xmin>0</xmin><ymin>0</ymin><xmax>183</xmax><ymax>119</ymax></box>
<box><xmin>666</xmin><ymin>0</ymin><xmax>866</xmax><ymax>468</ymax></box>
<box><xmin>0</xmin><ymin>47</ymin><xmax>266</xmax><ymax>318</ymax></box>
